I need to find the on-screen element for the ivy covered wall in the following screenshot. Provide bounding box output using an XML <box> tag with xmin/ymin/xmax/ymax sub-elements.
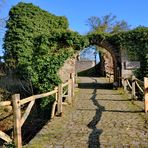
<box><xmin>3</xmin><ymin>2</ymin><xmax>88</xmax><ymax>106</ymax></box>
<box><xmin>87</xmin><ymin>28</ymin><xmax>148</xmax><ymax>80</ymax></box>
<box><xmin>3</xmin><ymin>2</ymin><xmax>148</xmax><ymax>106</ymax></box>
<box><xmin>108</xmin><ymin>27</ymin><xmax>148</xmax><ymax>79</ymax></box>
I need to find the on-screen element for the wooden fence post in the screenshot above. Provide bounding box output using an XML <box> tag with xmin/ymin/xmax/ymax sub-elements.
<box><xmin>57</xmin><ymin>84</ymin><xmax>62</xmax><ymax>116</ymax></box>
<box><xmin>123</xmin><ymin>78</ymin><xmax>127</xmax><ymax>91</ymax></box>
<box><xmin>144</xmin><ymin>77</ymin><xmax>148</xmax><ymax>113</ymax></box>
<box><xmin>68</xmin><ymin>79</ymin><xmax>72</xmax><ymax>104</ymax></box>
<box><xmin>12</xmin><ymin>94</ymin><xmax>22</xmax><ymax>148</ymax></box>
<box><xmin>51</xmin><ymin>87</ymin><xmax>58</xmax><ymax>119</ymax></box>
<box><xmin>132</xmin><ymin>75</ymin><xmax>136</xmax><ymax>100</ymax></box>
<box><xmin>70</xmin><ymin>73</ymin><xmax>75</xmax><ymax>98</ymax></box>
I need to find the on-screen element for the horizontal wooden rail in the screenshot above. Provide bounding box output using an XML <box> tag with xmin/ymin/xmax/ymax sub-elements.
<box><xmin>0</xmin><ymin>101</ymin><xmax>11</xmax><ymax>106</ymax></box>
<box><xmin>126</xmin><ymin>79</ymin><xmax>132</xmax><ymax>90</ymax></box>
<box><xmin>135</xmin><ymin>78</ymin><xmax>144</xmax><ymax>85</ymax></box>
<box><xmin>122</xmin><ymin>75</ymin><xmax>148</xmax><ymax>113</ymax></box>
<box><xmin>62</xmin><ymin>81</ymin><xmax>69</xmax><ymax>87</ymax></box>
<box><xmin>106</xmin><ymin>72</ymin><xmax>114</xmax><ymax>75</ymax></box>
<box><xmin>63</xmin><ymin>94</ymin><xmax>68</xmax><ymax>97</ymax></box>
<box><xmin>135</xmin><ymin>81</ymin><xmax>144</xmax><ymax>93</ymax></box>
<box><xmin>0</xmin><ymin>72</ymin><xmax>76</xmax><ymax>148</ymax></box>
<box><xmin>20</xmin><ymin>89</ymin><xmax>58</xmax><ymax>105</ymax></box>
<box><xmin>0</xmin><ymin>131</ymin><xmax>12</xmax><ymax>143</ymax></box>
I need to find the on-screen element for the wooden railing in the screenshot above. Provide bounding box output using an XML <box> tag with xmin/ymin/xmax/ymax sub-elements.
<box><xmin>0</xmin><ymin>73</ymin><xmax>75</xmax><ymax>148</ymax></box>
<box><xmin>106</xmin><ymin>71</ymin><xmax>114</xmax><ymax>83</ymax></box>
<box><xmin>0</xmin><ymin>101</ymin><xmax>12</xmax><ymax>143</ymax></box>
<box><xmin>122</xmin><ymin>76</ymin><xmax>148</xmax><ymax>113</ymax></box>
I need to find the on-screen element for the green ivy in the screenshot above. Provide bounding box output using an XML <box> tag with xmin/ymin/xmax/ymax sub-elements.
<box><xmin>108</xmin><ymin>27</ymin><xmax>148</xmax><ymax>79</ymax></box>
<box><xmin>3</xmin><ymin>2</ymin><xmax>148</xmax><ymax>107</ymax></box>
<box><xmin>3</xmin><ymin>2</ymin><xmax>88</xmax><ymax>107</ymax></box>
<box><xmin>87</xmin><ymin>27</ymin><xmax>148</xmax><ymax>80</ymax></box>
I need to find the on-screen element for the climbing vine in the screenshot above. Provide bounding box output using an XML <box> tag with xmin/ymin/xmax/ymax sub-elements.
<box><xmin>3</xmin><ymin>2</ymin><xmax>88</xmax><ymax>107</ymax></box>
<box><xmin>87</xmin><ymin>27</ymin><xmax>148</xmax><ymax>80</ymax></box>
<box><xmin>108</xmin><ymin>27</ymin><xmax>148</xmax><ymax>79</ymax></box>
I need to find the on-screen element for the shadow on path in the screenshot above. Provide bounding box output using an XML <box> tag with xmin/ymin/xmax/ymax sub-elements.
<box><xmin>79</xmin><ymin>78</ymin><xmax>105</xmax><ymax>148</ymax></box>
<box><xmin>78</xmin><ymin>82</ymin><xmax>113</xmax><ymax>89</ymax></box>
<box><xmin>78</xmin><ymin>77</ymin><xmax>144</xmax><ymax>148</ymax></box>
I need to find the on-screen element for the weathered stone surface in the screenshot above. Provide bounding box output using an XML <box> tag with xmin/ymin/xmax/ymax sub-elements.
<box><xmin>58</xmin><ymin>56</ymin><xmax>76</xmax><ymax>83</ymax></box>
<box><xmin>76</xmin><ymin>61</ymin><xmax>95</xmax><ymax>73</ymax></box>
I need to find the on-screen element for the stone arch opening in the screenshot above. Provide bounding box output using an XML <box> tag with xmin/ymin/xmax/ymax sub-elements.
<box><xmin>76</xmin><ymin>40</ymin><xmax>121</xmax><ymax>84</ymax></box>
<box><xmin>91</xmin><ymin>40</ymin><xmax>121</xmax><ymax>84</ymax></box>
<box><xmin>95</xmin><ymin>46</ymin><xmax>114</xmax><ymax>79</ymax></box>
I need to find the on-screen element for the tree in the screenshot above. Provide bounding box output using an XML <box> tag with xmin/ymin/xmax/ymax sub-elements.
<box><xmin>86</xmin><ymin>13</ymin><xmax>130</xmax><ymax>33</ymax></box>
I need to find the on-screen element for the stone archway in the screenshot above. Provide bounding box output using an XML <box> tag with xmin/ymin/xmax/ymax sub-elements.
<box><xmin>89</xmin><ymin>39</ymin><xmax>121</xmax><ymax>84</ymax></box>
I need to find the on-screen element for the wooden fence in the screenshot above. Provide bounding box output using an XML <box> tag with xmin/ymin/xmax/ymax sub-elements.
<box><xmin>0</xmin><ymin>73</ymin><xmax>75</xmax><ymax>148</ymax></box>
<box><xmin>106</xmin><ymin>71</ymin><xmax>114</xmax><ymax>83</ymax></box>
<box><xmin>122</xmin><ymin>76</ymin><xmax>148</xmax><ymax>113</ymax></box>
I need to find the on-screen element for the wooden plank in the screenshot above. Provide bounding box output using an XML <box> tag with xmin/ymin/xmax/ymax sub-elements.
<box><xmin>62</xmin><ymin>102</ymin><xmax>68</xmax><ymax>105</ymax></box>
<box><xmin>135</xmin><ymin>81</ymin><xmax>144</xmax><ymax>93</ymax></box>
<box><xmin>54</xmin><ymin>87</ymin><xmax>58</xmax><ymax>100</ymax></box>
<box><xmin>144</xmin><ymin>77</ymin><xmax>148</xmax><ymax>113</ymax></box>
<box><xmin>70</xmin><ymin>73</ymin><xmax>75</xmax><ymax>98</ymax></box>
<box><xmin>123</xmin><ymin>78</ymin><xmax>127</xmax><ymax>91</ymax></box>
<box><xmin>63</xmin><ymin>95</ymin><xmax>68</xmax><ymax>98</ymax></box>
<box><xmin>51</xmin><ymin>90</ymin><xmax>58</xmax><ymax>119</ymax></box>
<box><xmin>63</xmin><ymin>89</ymin><xmax>68</xmax><ymax>96</ymax></box>
<box><xmin>20</xmin><ymin>89</ymin><xmax>58</xmax><ymax>105</ymax></box>
<box><xmin>12</xmin><ymin>94</ymin><xmax>22</xmax><ymax>148</ymax></box>
<box><xmin>126</xmin><ymin>79</ymin><xmax>132</xmax><ymax>90</ymax></box>
<box><xmin>0</xmin><ymin>101</ymin><xmax>11</xmax><ymax>106</ymax></box>
<box><xmin>51</xmin><ymin>101</ymin><xmax>57</xmax><ymax>119</ymax></box>
<box><xmin>132</xmin><ymin>75</ymin><xmax>136</xmax><ymax>99</ymax></box>
<box><xmin>21</xmin><ymin>100</ymin><xmax>35</xmax><ymax>126</ymax></box>
<box><xmin>68</xmin><ymin>79</ymin><xmax>72</xmax><ymax>104</ymax></box>
<box><xmin>62</xmin><ymin>81</ymin><xmax>69</xmax><ymax>87</ymax></box>
<box><xmin>135</xmin><ymin>78</ymin><xmax>144</xmax><ymax>84</ymax></box>
<box><xmin>0</xmin><ymin>131</ymin><xmax>12</xmax><ymax>143</ymax></box>
<box><xmin>57</xmin><ymin>84</ymin><xmax>62</xmax><ymax>116</ymax></box>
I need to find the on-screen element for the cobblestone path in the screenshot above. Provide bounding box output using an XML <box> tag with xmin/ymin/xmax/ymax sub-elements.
<box><xmin>25</xmin><ymin>77</ymin><xmax>148</xmax><ymax>148</ymax></box>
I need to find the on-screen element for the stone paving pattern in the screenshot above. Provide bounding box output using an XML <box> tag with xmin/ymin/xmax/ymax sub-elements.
<box><xmin>25</xmin><ymin>77</ymin><xmax>148</xmax><ymax>148</ymax></box>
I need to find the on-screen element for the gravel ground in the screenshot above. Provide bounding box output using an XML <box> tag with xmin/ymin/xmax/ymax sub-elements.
<box><xmin>25</xmin><ymin>77</ymin><xmax>148</xmax><ymax>148</ymax></box>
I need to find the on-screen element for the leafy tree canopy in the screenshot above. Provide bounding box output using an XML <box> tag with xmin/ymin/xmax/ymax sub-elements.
<box><xmin>86</xmin><ymin>13</ymin><xmax>130</xmax><ymax>33</ymax></box>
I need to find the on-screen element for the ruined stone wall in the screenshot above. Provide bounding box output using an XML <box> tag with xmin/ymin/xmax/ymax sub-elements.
<box><xmin>58</xmin><ymin>57</ymin><xmax>96</xmax><ymax>82</ymax></box>
<box><xmin>75</xmin><ymin>61</ymin><xmax>95</xmax><ymax>73</ymax></box>
<box><xmin>103</xmin><ymin>52</ymin><xmax>114</xmax><ymax>74</ymax></box>
<box><xmin>58</xmin><ymin>56</ymin><xmax>76</xmax><ymax>83</ymax></box>
<box><xmin>103</xmin><ymin>52</ymin><xmax>114</xmax><ymax>80</ymax></box>
<box><xmin>121</xmin><ymin>49</ymin><xmax>133</xmax><ymax>78</ymax></box>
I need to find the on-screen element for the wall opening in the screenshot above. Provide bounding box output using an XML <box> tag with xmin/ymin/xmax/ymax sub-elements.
<box><xmin>76</xmin><ymin>45</ymin><xmax>115</xmax><ymax>82</ymax></box>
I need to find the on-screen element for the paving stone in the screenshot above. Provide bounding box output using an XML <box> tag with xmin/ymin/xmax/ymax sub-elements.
<box><xmin>25</xmin><ymin>77</ymin><xmax>148</xmax><ymax>148</ymax></box>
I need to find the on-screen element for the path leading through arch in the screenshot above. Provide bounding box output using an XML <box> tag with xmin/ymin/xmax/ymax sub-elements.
<box><xmin>26</xmin><ymin>77</ymin><xmax>148</xmax><ymax>148</ymax></box>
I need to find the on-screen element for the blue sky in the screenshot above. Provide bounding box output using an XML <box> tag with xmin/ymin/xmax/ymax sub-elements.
<box><xmin>0</xmin><ymin>0</ymin><xmax>148</xmax><ymax>55</ymax></box>
<box><xmin>80</xmin><ymin>46</ymin><xmax>100</xmax><ymax>63</ymax></box>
